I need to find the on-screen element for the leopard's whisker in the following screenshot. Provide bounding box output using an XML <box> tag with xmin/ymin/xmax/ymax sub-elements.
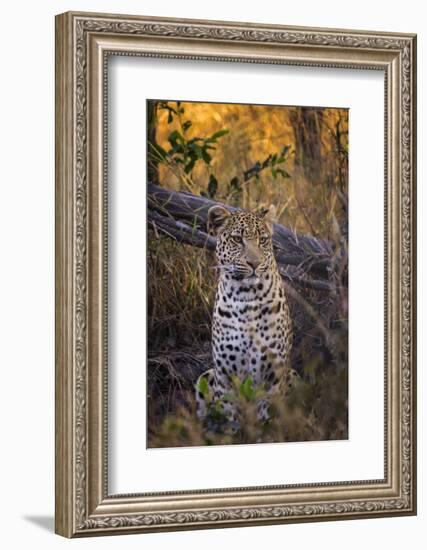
<box><xmin>211</xmin><ymin>264</ymin><xmax>235</xmax><ymax>272</ymax></box>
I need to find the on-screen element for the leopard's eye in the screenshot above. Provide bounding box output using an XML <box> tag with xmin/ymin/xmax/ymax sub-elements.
<box><xmin>259</xmin><ymin>235</ymin><xmax>269</xmax><ymax>245</ymax></box>
<box><xmin>231</xmin><ymin>235</ymin><xmax>243</xmax><ymax>244</ymax></box>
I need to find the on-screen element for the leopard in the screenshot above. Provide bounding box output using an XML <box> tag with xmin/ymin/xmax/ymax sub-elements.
<box><xmin>196</xmin><ymin>203</ymin><xmax>295</xmax><ymax>429</ymax></box>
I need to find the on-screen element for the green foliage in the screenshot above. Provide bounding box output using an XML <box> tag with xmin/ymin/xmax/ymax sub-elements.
<box><xmin>197</xmin><ymin>375</ymin><xmax>209</xmax><ymax>400</ymax></box>
<box><xmin>239</xmin><ymin>376</ymin><xmax>256</xmax><ymax>401</ymax></box>
<box><xmin>244</xmin><ymin>146</ymin><xmax>291</xmax><ymax>181</ymax></box>
<box><xmin>149</xmin><ymin>363</ymin><xmax>347</xmax><ymax>448</ymax></box>
<box><xmin>156</xmin><ymin>101</ymin><xmax>229</xmax><ymax>176</ymax></box>
<box><xmin>223</xmin><ymin>145</ymin><xmax>292</xmax><ymax>205</ymax></box>
<box><xmin>149</xmin><ymin>101</ymin><xmax>293</xmax><ymax>206</ymax></box>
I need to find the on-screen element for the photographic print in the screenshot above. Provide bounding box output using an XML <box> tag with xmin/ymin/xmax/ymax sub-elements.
<box><xmin>147</xmin><ymin>100</ymin><xmax>349</xmax><ymax>448</ymax></box>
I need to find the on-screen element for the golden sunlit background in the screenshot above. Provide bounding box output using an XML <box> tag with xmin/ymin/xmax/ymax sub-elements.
<box><xmin>146</xmin><ymin>100</ymin><xmax>348</xmax><ymax>448</ymax></box>
<box><xmin>151</xmin><ymin>101</ymin><xmax>348</xmax><ymax>239</ymax></box>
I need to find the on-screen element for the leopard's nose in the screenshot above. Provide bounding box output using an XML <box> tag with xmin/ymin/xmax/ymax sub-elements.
<box><xmin>247</xmin><ymin>259</ymin><xmax>261</xmax><ymax>270</ymax></box>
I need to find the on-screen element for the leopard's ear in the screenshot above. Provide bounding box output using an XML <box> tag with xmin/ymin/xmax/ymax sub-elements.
<box><xmin>256</xmin><ymin>204</ymin><xmax>276</xmax><ymax>233</ymax></box>
<box><xmin>207</xmin><ymin>205</ymin><xmax>231</xmax><ymax>236</ymax></box>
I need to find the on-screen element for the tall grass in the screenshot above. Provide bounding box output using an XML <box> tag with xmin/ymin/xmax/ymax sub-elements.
<box><xmin>148</xmin><ymin>234</ymin><xmax>215</xmax><ymax>349</ymax></box>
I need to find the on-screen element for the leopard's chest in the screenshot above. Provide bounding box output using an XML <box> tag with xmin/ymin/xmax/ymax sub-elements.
<box><xmin>211</xmin><ymin>274</ymin><xmax>291</xmax><ymax>386</ymax></box>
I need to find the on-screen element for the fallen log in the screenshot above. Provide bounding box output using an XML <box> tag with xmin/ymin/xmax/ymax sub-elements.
<box><xmin>147</xmin><ymin>183</ymin><xmax>337</xmax><ymax>292</ymax></box>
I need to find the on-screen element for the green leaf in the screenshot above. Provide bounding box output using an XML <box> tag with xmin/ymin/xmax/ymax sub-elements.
<box><xmin>170</xmin><ymin>144</ymin><xmax>184</xmax><ymax>155</ymax></box>
<box><xmin>184</xmin><ymin>158</ymin><xmax>196</xmax><ymax>174</ymax></box>
<box><xmin>276</xmin><ymin>168</ymin><xmax>291</xmax><ymax>178</ymax></box>
<box><xmin>182</xmin><ymin>120</ymin><xmax>192</xmax><ymax>132</ymax></box>
<box><xmin>240</xmin><ymin>377</ymin><xmax>255</xmax><ymax>401</ymax></box>
<box><xmin>197</xmin><ymin>376</ymin><xmax>209</xmax><ymax>399</ymax></box>
<box><xmin>208</xmin><ymin>174</ymin><xmax>218</xmax><ymax>198</ymax></box>
<box><xmin>210</xmin><ymin>129</ymin><xmax>229</xmax><ymax>140</ymax></box>
<box><xmin>188</xmin><ymin>143</ymin><xmax>203</xmax><ymax>158</ymax></box>
<box><xmin>201</xmin><ymin>149</ymin><xmax>212</xmax><ymax>164</ymax></box>
<box><xmin>168</xmin><ymin>130</ymin><xmax>184</xmax><ymax>146</ymax></box>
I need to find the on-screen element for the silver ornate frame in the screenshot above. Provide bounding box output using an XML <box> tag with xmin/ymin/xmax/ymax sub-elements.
<box><xmin>55</xmin><ymin>11</ymin><xmax>417</xmax><ymax>537</ymax></box>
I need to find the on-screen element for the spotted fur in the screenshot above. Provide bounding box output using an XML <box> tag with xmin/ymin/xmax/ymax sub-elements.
<box><xmin>196</xmin><ymin>205</ymin><xmax>294</xmax><ymax>426</ymax></box>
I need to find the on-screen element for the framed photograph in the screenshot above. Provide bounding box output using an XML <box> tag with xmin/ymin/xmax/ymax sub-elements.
<box><xmin>55</xmin><ymin>11</ymin><xmax>417</xmax><ymax>537</ymax></box>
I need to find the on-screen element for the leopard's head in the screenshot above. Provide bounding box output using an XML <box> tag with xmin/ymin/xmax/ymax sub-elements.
<box><xmin>207</xmin><ymin>205</ymin><xmax>275</xmax><ymax>280</ymax></box>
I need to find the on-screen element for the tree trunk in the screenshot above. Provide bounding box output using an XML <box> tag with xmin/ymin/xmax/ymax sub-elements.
<box><xmin>147</xmin><ymin>101</ymin><xmax>160</xmax><ymax>185</ymax></box>
<box><xmin>289</xmin><ymin>107</ymin><xmax>323</xmax><ymax>184</ymax></box>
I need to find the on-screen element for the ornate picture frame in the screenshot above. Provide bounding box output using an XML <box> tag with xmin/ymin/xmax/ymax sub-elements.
<box><xmin>55</xmin><ymin>11</ymin><xmax>417</xmax><ymax>537</ymax></box>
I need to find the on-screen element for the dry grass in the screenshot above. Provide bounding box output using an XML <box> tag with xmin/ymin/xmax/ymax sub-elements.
<box><xmin>148</xmin><ymin>235</ymin><xmax>215</xmax><ymax>349</ymax></box>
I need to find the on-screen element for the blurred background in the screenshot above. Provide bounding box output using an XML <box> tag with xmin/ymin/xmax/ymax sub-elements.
<box><xmin>147</xmin><ymin>100</ymin><xmax>349</xmax><ymax>447</ymax></box>
<box><xmin>151</xmin><ymin>101</ymin><xmax>348</xmax><ymax>235</ymax></box>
